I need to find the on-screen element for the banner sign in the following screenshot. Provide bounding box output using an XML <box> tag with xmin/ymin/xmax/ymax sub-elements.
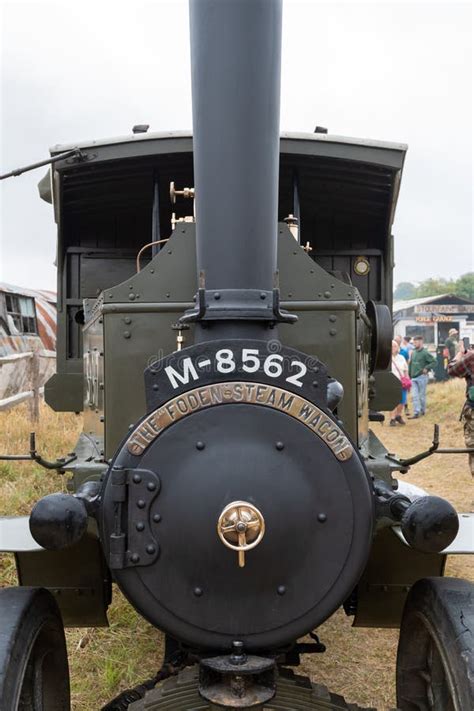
<box><xmin>415</xmin><ymin>315</ymin><xmax>455</xmax><ymax>323</ymax></box>
<box><xmin>414</xmin><ymin>304</ymin><xmax>474</xmax><ymax>314</ymax></box>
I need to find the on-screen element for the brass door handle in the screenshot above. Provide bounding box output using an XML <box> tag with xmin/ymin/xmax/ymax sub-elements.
<box><xmin>217</xmin><ymin>501</ymin><xmax>265</xmax><ymax>568</ymax></box>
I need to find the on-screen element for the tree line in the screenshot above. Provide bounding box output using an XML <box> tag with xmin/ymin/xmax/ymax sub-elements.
<box><xmin>394</xmin><ymin>272</ymin><xmax>474</xmax><ymax>301</ymax></box>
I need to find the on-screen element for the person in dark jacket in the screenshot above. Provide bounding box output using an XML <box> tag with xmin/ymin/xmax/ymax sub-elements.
<box><xmin>448</xmin><ymin>342</ymin><xmax>474</xmax><ymax>477</ymax></box>
<box><xmin>408</xmin><ymin>336</ymin><xmax>437</xmax><ymax>418</ymax></box>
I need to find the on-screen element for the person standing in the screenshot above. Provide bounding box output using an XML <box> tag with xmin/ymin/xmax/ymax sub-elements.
<box><xmin>448</xmin><ymin>342</ymin><xmax>474</xmax><ymax>477</ymax></box>
<box><xmin>400</xmin><ymin>336</ymin><xmax>413</xmax><ymax>415</ymax></box>
<box><xmin>408</xmin><ymin>336</ymin><xmax>437</xmax><ymax>418</ymax></box>
<box><xmin>390</xmin><ymin>340</ymin><xmax>409</xmax><ymax>426</ymax></box>
<box><xmin>400</xmin><ymin>336</ymin><xmax>412</xmax><ymax>362</ymax></box>
<box><xmin>445</xmin><ymin>328</ymin><xmax>459</xmax><ymax>360</ymax></box>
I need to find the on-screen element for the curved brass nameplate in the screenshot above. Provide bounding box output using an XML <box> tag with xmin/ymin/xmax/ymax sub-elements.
<box><xmin>127</xmin><ymin>382</ymin><xmax>353</xmax><ymax>461</ymax></box>
<box><xmin>126</xmin><ymin>382</ymin><xmax>353</xmax><ymax>461</ymax></box>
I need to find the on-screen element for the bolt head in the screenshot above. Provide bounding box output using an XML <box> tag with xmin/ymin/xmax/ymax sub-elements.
<box><xmin>317</xmin><ymin>513</ymin><xmax>327</xmax><ymax>523</ymax></box>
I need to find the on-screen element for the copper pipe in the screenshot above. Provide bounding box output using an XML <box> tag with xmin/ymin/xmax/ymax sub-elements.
<box><xmin>136</xmin><ymin>239</ymin><xmax>169</xmax><ymax>272</ymax></box>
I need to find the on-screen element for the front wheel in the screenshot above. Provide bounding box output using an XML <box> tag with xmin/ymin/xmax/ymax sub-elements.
<box><xmin>0</xmin><ymin>587</ymin><xmax>70</xmax><ymax>710</ymax></box>
<box><xmin>396</xmin><ymin>577</ymin><xmax>474</xmax><ymax>711</ymax></box>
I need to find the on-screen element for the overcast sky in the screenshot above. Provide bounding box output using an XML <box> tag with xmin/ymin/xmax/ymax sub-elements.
<box><xmin>1</xmin><ymin>0</ymin><xmax>472</xmax><ymax>291</ymax></box>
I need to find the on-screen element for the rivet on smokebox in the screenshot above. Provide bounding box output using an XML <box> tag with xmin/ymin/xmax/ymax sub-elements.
<box><xmin>196</xmin><ymin>441</ymin><xmax>205</xmax><ymax>451</ymax></box>
<box><xmin>129</xmin><ymin>293</ymin><xmax>136</xmax><ymax>300</ymax></box>
<box><xmin>329</xmin><ymin>329</ymin><xmax>337</xmax><ymax>336</ymax></box>
<box><xmin>324</xmin><ymin>291</ymin><xmax>331</xmax><ymax>299</ymax></box>
<box><xmin>123</xmin><ymin>331</ymin><xmax>131</xmax><ymax>339</ymax></box>
<box><xmin>275</xmin><ymin>441</ymin><xmax>285</xmax><ymax>451</ymax></box>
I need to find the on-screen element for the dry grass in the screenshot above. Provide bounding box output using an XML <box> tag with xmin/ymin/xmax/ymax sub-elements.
<box><xmin>0</xmin><ymin>381</ymin><xmax>473</xmax><ymax>710</ymax></box>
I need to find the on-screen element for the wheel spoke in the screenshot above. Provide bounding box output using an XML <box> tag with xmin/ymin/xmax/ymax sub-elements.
<box><xmin>221</xmin><ymin>524</ymin><xmax>236</xmax><ymax>533</ymax></box>
<box><xmin>246</xmin><ymin>519</ymin><xmax>260</xmax><ymax>529</ymax></box>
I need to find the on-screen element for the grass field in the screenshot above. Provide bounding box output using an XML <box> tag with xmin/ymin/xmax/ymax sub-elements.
<box><xmin>0</xmin><ymin>379</ymin><xmax>473</xmax><ymax>710</ymax></box>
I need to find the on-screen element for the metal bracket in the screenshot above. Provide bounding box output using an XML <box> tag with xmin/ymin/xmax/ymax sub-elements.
<box><xmin>108</xmin><ymin>467</ymin><xmax>161</xmax><ymax>570</ymax></box>
<box><xmin>180</xmin><ymin>287</ymin><xmax>297</xmax><ymax>325</ymax></box>
<box><xmin>386</xmin><ymin>424</ymin><xmax>474</xmax><ymax>470</ymax></box>
<box><xmin>373</xmin><ymin>479</ymin><xmax>411</xmax><ymax>522</ymax></box>
<box><xmin>0</xmin><ymin>432</ymin><xmax>77</xmax><ymax>471</ymax></box>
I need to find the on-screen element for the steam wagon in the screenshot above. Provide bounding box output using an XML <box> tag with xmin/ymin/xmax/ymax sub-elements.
<box><xmin>0</xmin><ymin>1</ymin><xmax>472</xmax><ymax>709</ymax></box>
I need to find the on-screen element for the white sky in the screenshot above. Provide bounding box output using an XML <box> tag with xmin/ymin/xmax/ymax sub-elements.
<box><xmin>0</xmin><ymin>0</ymin><xmax>472</xmax><ymax>291</ymax></box>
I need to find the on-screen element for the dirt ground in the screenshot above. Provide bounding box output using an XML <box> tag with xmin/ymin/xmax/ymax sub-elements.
<box><xmin>0</xmin><ymin>379</ymin><xmax>472</xmax><ymax>710</ymax></box>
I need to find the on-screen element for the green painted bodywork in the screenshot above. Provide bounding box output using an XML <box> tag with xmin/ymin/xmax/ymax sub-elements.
<box><xmin>24</xmin><ymin>131</ymin><xmax>444</xmax><ymax>629</ymax></box>
<box><xmin>81</xmin><ymin>224</ymin><xmax>366</xmax><ymax>459</ymax></box>
<box><xmin>16</xmin><ymin>530</ymin><xmax>111</xmax><ymax>627</ymax></box>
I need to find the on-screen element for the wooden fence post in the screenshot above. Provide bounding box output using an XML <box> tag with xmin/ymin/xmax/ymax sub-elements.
<box><xmin>28</xmin><ymin>351</ymin><xmax>41</xmax><ymax>422</ymax></box>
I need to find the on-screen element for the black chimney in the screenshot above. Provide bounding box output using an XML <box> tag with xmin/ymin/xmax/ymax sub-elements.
<box><xmin>187</xmin><ymin>0</ymin><xmax>290</xmax><ymax>340</ymax></box>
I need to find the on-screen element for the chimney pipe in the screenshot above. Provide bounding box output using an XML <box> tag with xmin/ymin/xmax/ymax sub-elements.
<box><xmin>187</xmin><ymin>0</ymin><xmax>288</xmax><ymax>339</ymax></box>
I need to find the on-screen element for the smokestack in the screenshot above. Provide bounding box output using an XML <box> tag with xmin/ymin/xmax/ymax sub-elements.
<box><xmin>187</xmin><ymin>0</ymin><xmax>285</xmax><ymax>338</ymax></box>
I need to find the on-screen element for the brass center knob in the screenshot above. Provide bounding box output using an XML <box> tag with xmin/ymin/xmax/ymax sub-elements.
<box><xmin>217</xmin><ymin>501</ymin><xmax>265</xmax><ymax>568</ymax></box>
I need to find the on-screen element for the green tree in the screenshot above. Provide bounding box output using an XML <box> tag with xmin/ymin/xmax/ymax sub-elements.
<box><xmin>454</xmin><ymin>272</ymin><xmax>474</xmax><ymax>300</ymax></box>
<box><xmin>393</xmin><ymin>281</ymin><xmax>416</xmax><ymax>299</ymax></box>
<box><xmin>415</xmin><ymin>278</ymin><xmax>455</xmax><ymax>298</ymax></box>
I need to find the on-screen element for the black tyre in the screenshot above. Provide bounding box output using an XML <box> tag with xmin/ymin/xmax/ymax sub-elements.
<box><xmin>396</xmin><ymin>577</ymin><xmax>474</xmax><ymax>711</ymax></box>
<box><xmin>0</xmin><ymin>587</ymin><xmax>70</xmax><ymax>711</ymax></box>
